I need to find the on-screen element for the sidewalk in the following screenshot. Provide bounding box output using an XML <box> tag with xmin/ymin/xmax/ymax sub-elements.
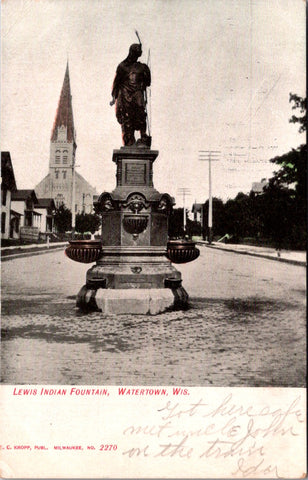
<box><xmin>1</xmin><ymin>241</ymin><xmax>68</xmax><ymax>261</ymax></box>
<box><xmin>197</xmin><ymin>240</ymin><xmax>306</xmax><ymax>266</ymax></box>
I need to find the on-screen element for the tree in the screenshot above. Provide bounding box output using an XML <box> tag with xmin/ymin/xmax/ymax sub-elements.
<box><xmin>224</xmin><ymin>193</ymin><xmax>253</xmax><ymax>240</ymax></box>
<box><xmin>208</xmin><ymin>94</ymin><xmax>307</xmax><ymax>249</ymax></box>
<box><xmin>168</xmin><ymin>208</ymin><xmax>201</xmax><ymax>238</ymax></box>
<box><xmin>186</xmin><ymin>219</ymin><xmax>202</xmax><ymax>237</ymax></box>
<box><xmin>168</xmin><ymin>208</ymin><xmax>185</xmax><ymax>238</ymax></box>
<box><xmin>202</xmin><ymin>197</ymin><xmax>226</xmax><ymax>239</ymax></box>
<box><xmin>270</xmin><ymin>93</ymin><xmax>306</xmax><ymax>188</ymax></box>
<box><xmin>286</xmin><ymin>93</ymin><xmax>307</xmax><ymax>207</ymax></box>
<box><xmin>54</xmin><ymin>204</ymin><xmax>72</xmax><ymax>234</ymax></box>
<box><xmin>76</xmin><ymin>213</ymin><xmax>101</xmax><ymax>234</ymax></box>
<box><xmin>289</xmin><ymin>93</ymin><xmax>306</xmax><ymax>133</ymax></box>
<box><xmin>270</xmin><ymin>147</ymin><xmax>305</xmax><ymax>187</ymax></box>
<box><xmin>264</xmin><ymin>92</ymin><xmax>307</xmax><ymax>249</ymax></box>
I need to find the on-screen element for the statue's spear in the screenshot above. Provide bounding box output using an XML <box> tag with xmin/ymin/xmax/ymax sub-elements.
<box><xmin>146</xmin><ymin>48</ymin><xmax>151</xmax><ymax>137</ymax></box>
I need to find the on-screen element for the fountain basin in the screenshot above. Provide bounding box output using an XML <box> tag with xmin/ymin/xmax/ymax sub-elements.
<box><xmin>166</xmin><ymin>239</ymin><xmax>200</xmax><ymax>264</ymax></box>
<box><xmin>65</xmin><ymin>240</ymin><xmax>102</xmax><ymax>264</ymax></box>
<box><xmin>123</xmin><ymin>214</ymin><xmax>148</xmax><ymax>235</ymax></box>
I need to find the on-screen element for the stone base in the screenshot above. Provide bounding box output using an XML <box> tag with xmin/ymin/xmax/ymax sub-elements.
<box><xmin>86</xmin><ymin>246</ymin><xmax>182</xmax><ymax>289</ymax></box>
<box><xmin>76</xmin><ymin>245</ymin><xmax>189</xmax><ymax>315</ymax></box>
<box><xmin>76</xmin><ymin>285</ymin><xmax>189</xmax><ymax>314</ymax></box>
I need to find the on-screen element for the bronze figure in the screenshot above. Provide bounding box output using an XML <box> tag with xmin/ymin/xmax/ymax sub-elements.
<box><xmin>110</xmin><ymin>41</ymin><xmax>151</xmax><ymax>147</ymax></box>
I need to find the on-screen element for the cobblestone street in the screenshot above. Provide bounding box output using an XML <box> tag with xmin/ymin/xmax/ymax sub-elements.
<box><xmin>1</xmin><ymin>246</ymin><xmax>306</xmax><ymax>386</ymax></box>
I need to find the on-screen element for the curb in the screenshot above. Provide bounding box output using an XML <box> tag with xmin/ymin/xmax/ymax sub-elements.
<box><xmin>197</xmin><ymin>243</ymin><xmax>306</xmax><ymax>267</ymax></box>
<box><xmin>1</xmin><ymin>245</ymin><xmax>67</xmax><ymax>261</ymax></box>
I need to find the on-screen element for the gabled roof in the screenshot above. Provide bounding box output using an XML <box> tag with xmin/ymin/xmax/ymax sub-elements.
<box><xmin>35</xmin><ymin>198</ymin><xmax>56</xmax><ymax>209</ymax></box>
<box><xmin>1</xmin><ymin>151</ymin><xmax>17</xmax><ymax>191</ymax></box>
<box><xmin>251</xmin><ymin>179</ymin><xmax>268</xmax><ymax>194</ymax></box>
<box><xmin>192</xmin><ymin>203</ymin><xmax>203</xmax><ymax>212</ymax></box>
<box><xmin>11</xmin><ymin>189</ymin><xmax>38</xmax><ymax>203</ymax></box>
<box><xmin>10</xmin><ymin>209</ymin><xmax>23</xmax><ymax>217</ymax></box>
<box><xmin>51</xmin><ymin>62</ymin><xmax>75</xmax><ymax>143</ymax></box>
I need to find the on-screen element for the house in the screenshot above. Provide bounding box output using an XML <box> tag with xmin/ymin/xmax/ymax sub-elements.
<box><xmin>34</xmin><ymin>198</ymin><xmax>56</xmax><ymax>236</ymax></box>
<box><xmin>11</xmin><ymin>190</ymin><xmax>41</xmax><ymax>242</ymax></box>
<box><xmin>1</xmin><ymin>151</ymin><xmax>21</xmax><ymax>240</ymax></box>
<box><xmin>191</xmin><ymin>203</ymin><xmax>203</xmax><ymax>223</ymax></box>
<box><xmin>251</xmin><ymin>178</ymin><xmax>268</xmax><ymax>195</ymax></box>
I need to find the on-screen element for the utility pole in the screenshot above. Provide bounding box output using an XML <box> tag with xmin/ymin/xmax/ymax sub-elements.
<box><xmin>71</xmin><ymin>161</ymin><xmax>80</xmax><ymax>237</ymax></box>
<box><xmin>198</xmin><ymin>150</ymin><xmax>220</xmax><ymax>244</ymax></box>
<box><xmin>177</xmin><ymin>188</ymin><xmax>191</xmax><ymax>236</ymax></box>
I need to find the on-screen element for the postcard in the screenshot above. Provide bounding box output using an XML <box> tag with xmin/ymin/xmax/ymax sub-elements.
<box><xmin>1</xmin><ymin>0</ymin><xmax>306</xmax><ymax>478</ymax></box>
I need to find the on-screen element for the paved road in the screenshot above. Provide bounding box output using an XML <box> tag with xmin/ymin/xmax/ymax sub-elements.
<box><xmin>1</xmin><ymin>246</ymin><xmax>306</xmax><ymax>386</ymax></box>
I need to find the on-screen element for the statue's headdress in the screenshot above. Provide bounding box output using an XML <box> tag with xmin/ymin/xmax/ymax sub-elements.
<box><xmin>135</xmin><ymin>30</ymin><xmax>142</xmax><ymax>47</ymax></box>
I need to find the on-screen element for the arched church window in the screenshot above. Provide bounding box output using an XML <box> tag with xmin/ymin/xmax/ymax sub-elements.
<box><xmin>62</xmin><ymin>150</ymin><xmax>68</xmax><ymax>164</ymax></box>
<box><xmin>55</xmin><ymin>150</ymin><xmax>61</xmax><ymax>164</ymax></box>
<box><xmin>63</xmin><ymin>171</ymin><xmax>67</xmax><ymax>179</ymax></box>
<box><xmin>55</xmin><ymin>170</ymin><xmax>59</xmax><ymax>179</ymax></box>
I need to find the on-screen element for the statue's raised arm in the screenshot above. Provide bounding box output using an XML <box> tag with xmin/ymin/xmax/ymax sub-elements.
<box><xmin>110</xmin><ymin>40</ymin><xmax>151</xmax><ymax>148</ymax></box>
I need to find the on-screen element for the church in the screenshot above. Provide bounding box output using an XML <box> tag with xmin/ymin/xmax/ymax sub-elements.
<box><xmin>35</xmin><ymin>63</ymin><xmax>97</xmax><ymax>214</ymax></box>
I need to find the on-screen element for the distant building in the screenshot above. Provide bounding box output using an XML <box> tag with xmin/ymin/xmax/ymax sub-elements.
<box><xmin>191</xmin><ymin>203</ymin><xmax>203</xmax><ymax>223</ymax></box>
<box><xmin>1</xmin><ymin>151</ymin><xmax>19</xmax><ymax>239</ymax></box>
<box><xmin>251</xmin><ymin>178</ymin><xmax>268</xmax><ymax>195</ymax></box>
<box><xmin>35</xmin><ymin>63</ymin><xmax>97</xmax><ymax>214</ymax></box>
<box><xmin>11</xmin><ymin>190</ymin><xmax>41</xmax><ymax>242</ymax></box>
<box><xmin>34</xmin><ymin>198</ymin><xmax>56</xmax><ymax>235</ymax></box>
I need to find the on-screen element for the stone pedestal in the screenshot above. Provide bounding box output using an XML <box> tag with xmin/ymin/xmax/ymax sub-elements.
<box><xmin>77</xmin><ymin>146</ymin><xmax>188</xmax><ymax>314</ymax></box>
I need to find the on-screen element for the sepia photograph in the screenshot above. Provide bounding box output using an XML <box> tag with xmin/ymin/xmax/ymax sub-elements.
<box><xmin>1</xmin><ymin>0</ymin><xmax>306</xmax><ymax>478</ymax></box>
<box><xmin>1</xmin><ymin>0</ymin><xmax>306</xmax><ymax>387</ymax></box>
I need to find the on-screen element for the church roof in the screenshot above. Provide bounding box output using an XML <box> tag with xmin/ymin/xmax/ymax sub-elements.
<box><xmin>51</xmin><ymin>63</ymin><xmax>75</xmax><ymax>143</ymax></box>
<box><xmin>192</xmin><ymin>203</ymin><xmax>203</xmax><ymax>212</ymax></box>
<box><xmin>35</xmin><ymin>198</ymin><xmax>56</xmax><ymax>209</ymax></box>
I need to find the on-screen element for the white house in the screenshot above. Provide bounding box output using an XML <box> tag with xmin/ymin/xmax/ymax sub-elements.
<box><xmin>251</xmin><ymin>178</ymin><xmax>269</xmax><ymax>195</ymax></box>
<box><xmin>1</xmin><ymin>151</ymin><xmax>21</xmax><ymax>240</ymax></box>
<box><xmin>191</xmin><ymin>203</ymin><xmax>203</xmax><ymax>223</ymax></box>
<box><xmin>11</xmin><ymin>190</ymin><xmax>41</xmax><ymax>242</ymax></box>
<box><xmin>34</xmin><ymin>198</ymin><xmax>56</xmax><ymax>235</ymax></box>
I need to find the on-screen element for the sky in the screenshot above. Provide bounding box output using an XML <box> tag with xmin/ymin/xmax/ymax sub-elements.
<box><xmin>1</xmin><ymin>0</ymin><xmax>306</xmax><ymax>208</ymax></box>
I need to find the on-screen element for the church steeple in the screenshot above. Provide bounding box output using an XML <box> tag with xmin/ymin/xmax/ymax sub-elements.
<box><xmin>35</xmin><ymin>62</ymin><xmax>96</xmax><ymax>212</ymax></box>
<box><xmin>51</xmin><ymin>62</ymin><xmax>76</xmax><ymax>143</ymax></box>
<box><xmin>47</xmin><ymin>62</ymin><xmax>78</xmax><ymax>209</ymax></box>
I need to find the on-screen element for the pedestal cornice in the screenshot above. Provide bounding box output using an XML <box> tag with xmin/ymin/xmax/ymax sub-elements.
<box><xmin>112</xmin><ymin>148</ymin><xmax>159</xmax><ymax>163</ymax></box>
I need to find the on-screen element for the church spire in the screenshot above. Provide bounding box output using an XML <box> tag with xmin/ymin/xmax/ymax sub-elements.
<box><xmin>51</xmin><ymin>62</ymin><xmax>75</xmax><ymax>142</ymax></box>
